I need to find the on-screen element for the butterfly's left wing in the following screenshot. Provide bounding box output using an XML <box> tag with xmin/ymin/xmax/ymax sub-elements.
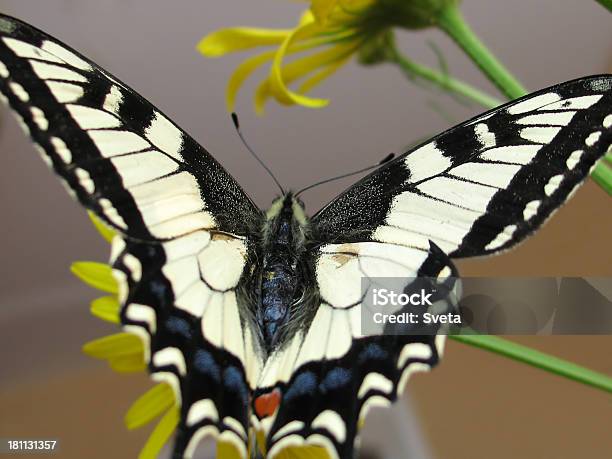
<box><xmin>0</xmin><ymin>14</ymin><xmax>265</xmax><ymax>458</ymax></box>
<box><xmin>257</xmin><ymin>76</ymin><xmax>612</xmax><ymax>458</ymax></box>
<box><xmin>314</xmin><ymin>76</ymin><xmax>611</xmax><ymax>257</ymax></box>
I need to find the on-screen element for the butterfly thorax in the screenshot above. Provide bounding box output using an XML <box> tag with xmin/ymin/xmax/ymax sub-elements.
<box><xmin>258</xmin><ymin>193</ymin><xmax>308</xmax><ymax>351</ymax></box>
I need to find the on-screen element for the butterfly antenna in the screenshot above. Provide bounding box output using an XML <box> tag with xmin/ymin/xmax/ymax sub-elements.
<box><xmin>294</xmin><ymin>152</ymin><xmax>395</xmax><ymax>198</ymax></box>
<box><xmin>231</xmin><ymin>113</ymin><xmax>285</xmax><ymax>195</ymax></box>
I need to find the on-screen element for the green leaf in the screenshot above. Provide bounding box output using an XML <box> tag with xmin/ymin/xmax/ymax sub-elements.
<box><xmin>595</xmin><ymin>0</ymin><xmax>612</xmax><ymax>13</ymax></box>
<box><xmin>450</xmin><ymin>335</ymin><xmax>612</xmax><ymax>393</ymax></box>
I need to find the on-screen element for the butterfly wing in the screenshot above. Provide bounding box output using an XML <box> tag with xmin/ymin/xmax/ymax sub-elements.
<box><xmin>256</xmin><ymin>240</ymin><xmax>456</xmax><ymax>459</ymax></box>
<box><xmin>314</xmin><ymin>75</ymin><xmax>612</xmax><ymax>257</ymax></box>
<box><xmin>0</xmin><ymin>14</ymin><xmax>259</xmax><ymax>240</ymax></box>
<box><xmin>258</xmin><ymin>76</ymin><xmax>612</xmax><ymax>458</ymax></box>
<box><xmin>0</xmin><ymin>14</ymin><xmax>263</xmax><ymax>458</ymax></box>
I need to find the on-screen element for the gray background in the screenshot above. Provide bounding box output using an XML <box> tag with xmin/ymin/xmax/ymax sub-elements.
<box><xmin>0</xmin><ymin>1</ymin><xmax>611</xmax><ymax>459</ymax></box>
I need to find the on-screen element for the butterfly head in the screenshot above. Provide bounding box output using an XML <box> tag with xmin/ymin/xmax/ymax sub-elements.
<box><xmin>266</xmin><ymin>192</ymin><xmax>308</xmax><ymax>226</ymax></box>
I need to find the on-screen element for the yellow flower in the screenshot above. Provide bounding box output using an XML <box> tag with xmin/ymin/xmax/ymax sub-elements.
<box><xmin>198</xmin><ymin>0</ymin><xmax>461</xmax><ymax>114</ymax></box>
<box><xmin>198</xmin><ymin>0</ymin><xmax>380</xmax><ymax>114</ymax></box>
<box><xmin>76</xmin><ymin>212</ymin><xmax>179</xmax><ymax>459</ymax></box>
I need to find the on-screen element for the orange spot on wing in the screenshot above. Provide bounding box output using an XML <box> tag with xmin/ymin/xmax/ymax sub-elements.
<box><xmin>254</xmin><ymin>389</ymin><xmax>281</xmax><ymax>418</ymax></box>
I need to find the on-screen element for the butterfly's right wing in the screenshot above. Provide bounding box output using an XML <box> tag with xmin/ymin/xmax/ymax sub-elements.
<box><xmin>0</xmin><ymin>14</ymin><xmax>264</xmax><ymax>458</ymax></box>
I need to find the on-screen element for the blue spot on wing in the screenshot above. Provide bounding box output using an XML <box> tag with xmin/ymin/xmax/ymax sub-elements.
<box><xmin>166</xmin><ymin>316</ymin><xmax>192</xmax><ymax>339</ymax></box>
<box><xmin>224</xmin><ymin>366</ymin><xmax>249</xmax><ymax>405</ymax></box>
<box><xmin>319</xmin><ymin>368</ymin><xmax>352</xmax><ymax>394</ymax></box>
<box><xmin>194</xmin><ymin>350</ymin><xmax>220</xmax><ymax>382</ymax></box>
<box><xmin>357</xmin><ymin>343</ymin><xmax>388</xmax><ymax>365</ymax></box>
<box><xmin>284</xmin><ymin>371</ymin><xmax>317</xmax><ymax>402</ymax></box>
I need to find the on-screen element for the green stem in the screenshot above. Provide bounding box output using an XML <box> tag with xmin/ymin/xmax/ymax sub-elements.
<box><xmin>591</xmin><ymin>161</ymin><xmax>612</xmax><ymax>195</ymax></box>
<box><xmin>450</xmin><ymin>335</ymin><xmax>612</xmax><ymax>393</ymax></box>
<box><xmin>388</xmin><ymin>45</ymin><xmax>503</xmax><ymax>110</ymax></box>
<box><xmin>436</xmin><ymin>3</ymin><xmax>611</xmax><ymax>194</ymax></box>
<box><xmin>437</xmin><ymin>3</ymin><xmax>527</xmax><ymax>100</ymax></box>
<box><xmin>595</xmin><ymin>0</ymin><xmax>612</xmax><ymax>12</ymax></box>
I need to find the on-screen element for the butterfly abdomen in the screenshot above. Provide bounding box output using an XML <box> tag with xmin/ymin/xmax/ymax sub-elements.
<box><xmin>258</xmin><ymin>193</ymin><xmax>308</xmax><ymax>350</ymax></box>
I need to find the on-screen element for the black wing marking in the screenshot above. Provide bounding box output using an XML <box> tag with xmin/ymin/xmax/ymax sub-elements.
<box><xmin>312</xmin><ymin>75</ymin><xmax>612</xmax><ymax>257</ymax></box>
<box><xmin>261</xmin><ymin>335</ymin><xmax>442</xmax><ymax>459</ymax></box>
<box><xmin>0</xmin><ymin>14</ymin><xmax>266</xmax><ymax>458</ymax></box>
<box><xmin>0</xmin><ymin>13</ymin><xmax>261</xmax><ymax>240</ymax></box>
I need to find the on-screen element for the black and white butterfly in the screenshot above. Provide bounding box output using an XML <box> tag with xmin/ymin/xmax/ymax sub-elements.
<box><xmin>0</xmin><ymin>12</ymin><xmax>610</xmax><ymax>459</ymax></box>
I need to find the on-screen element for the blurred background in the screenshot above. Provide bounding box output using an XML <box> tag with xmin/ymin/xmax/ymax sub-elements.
<box><xmin>0</xmin><ymin>0</ymin><xmax>610</xmax><ymax>458</ymax></box>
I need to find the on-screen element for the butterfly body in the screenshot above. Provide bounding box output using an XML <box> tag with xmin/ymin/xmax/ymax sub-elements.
<box><xmin>0</xmin><ymin>13</ymin><xmax>610</xmax><ymax>459</ymax></box>
<box><xmin>257</xmin><ymin>193</ymin><xmax>310</xmax><ymax>350</ymax></box>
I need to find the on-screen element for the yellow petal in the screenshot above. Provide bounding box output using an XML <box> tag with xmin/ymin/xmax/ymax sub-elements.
<box><xmin>87</xmin><ymin>211</ymin><xmax>116</xmax><ymax>243</ymax></box>
<box><xmin>125</xmin><ymin>383</ymin><xmax>175</xmax><ymax>430</ymax></box>
<box><xmin>198</xmin><ymin>27</ymin><xmax>291</xmax><ymax>57</ymax></box>
<box><xmin>227</xmin><ymin>35</ymin><xmax>340</xmax><ymax>113</ymax></box>
<box><xmin>90</xmin><ymin>295</ymin><xmax>120</xmax><ymax>324</ymax></box>
<box><xmin>298</xmin><ymin>52</ymin><xmax>352</xmax><ymax>94</ymax></box>
<box><xmin>82</xmin><ymin>332</ymin><xmax>144</xmax><ymax>360</ymax></box>
<box><xmin>299</xmin><ymin>9</ymin><xmax>317</xmax><ymax>26</ymax></box>
<box><xmin>310</xmin><ymin>0</ymin><xmax>338</xmax><ymax>23</ymax></box>
<box><xmin>275</xmin><ymin>445</ymin><xmax>332</xmax><ymax>459</ymax></box>
<box><xmin>270</xmin><ymin>21</ymin><xmax>330</xmax><ymax>109</ymax></box>
<box><xmin>226</xmin><ymin>49</ymin><xmax>277</xmax><ymax>112</ymax></box>
<box><xmin>109</xmin><ymin>353</ymin><xmax>146</xmax><ymax>373</ymax></box>
<box><xmin>256</xmin><ymin>42</ymin><xmax>355</xmax><ymax>113</ymax></box>
<box><xmin>255</xmin><ymin>428</ymin><xmax>267</xmax><ymax>457</ymax></box>
<box><xmin>138</xmin><ymin>405</ymin><xmax>180</xmax><ymax>459</ymax></box>
<box><xmin>323</xmin><ymin>0</ymin><xmax>376</xmax><ymax>26</ymax></box>
<box><xmin>284</xmin><ymin>42</ymin><xmax>355</xmax><ymax>83</ymax></box>
<box><xmin>71</xmin><ymin>261</ymin><xmax>118</xmax><ymax>293</ymax></box>
<box><xmin>216</xmin><ymin>439</ymin><xmax>246</xmax><ymax>459</ymax></box>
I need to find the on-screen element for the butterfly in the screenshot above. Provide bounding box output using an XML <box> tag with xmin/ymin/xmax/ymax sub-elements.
<box><xmin>0</xmin><ymin>12</ymin><xmax>610</xmax><ymax>459</ymax></box>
